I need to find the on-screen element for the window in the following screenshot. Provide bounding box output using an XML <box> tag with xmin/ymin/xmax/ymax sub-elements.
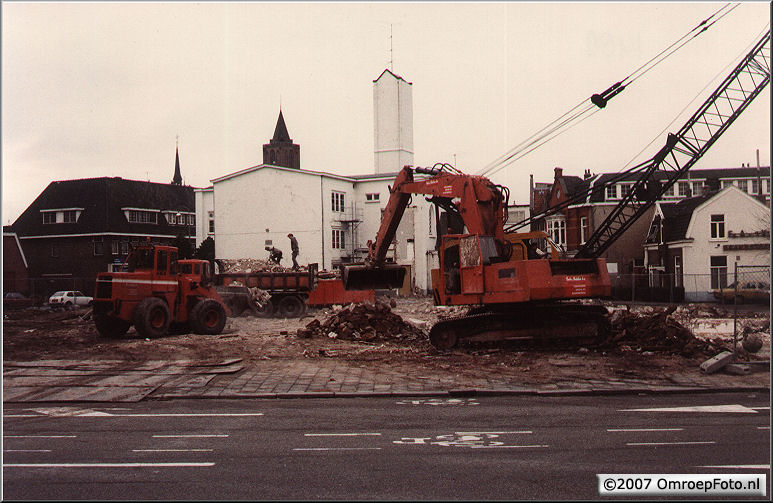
<box><xmin>51</xmin><ymin>243</ymin><xmax>59</xmax><ymax>258</ymax></box>
<box><xmin>365</xmin><ymin>193</ymin><xmax>380</xmax><ymax>202</ymax></box>
<box><xmin>691</xmin><ymin>181</ymin><xmax>703</xmax><ymax>196</ymax></box>
<box><xmin>128</xmin><ymin>210</ymin><xmax>157</xmax><ymax>224</ymax></box>
<box><xmin>156</xmin><ymin>250</ymin><xmax>168</xmax><ymax>275</ymax></box>
<box><xmin>678</xmin><ymin>181</ymin><xmax>690</xmax><ymax>197</ymax></box>
<box><xmin>580</xmin><ymin>216</ymin><xmax>589</xmax><ymax>244</ymax></box>
<box><xmin>722</xmin><ymin>180</ymin><xmax>734</xmax><ymax>189</ymax></box>
<box><xmin>674</xmin><ymin>255</ymin><xmax>682</xmax><ymax>287</ymax></box>
<box><xmin>43</xmin><ymin>212</ymin><xmax>56</xmax><ymax>224</ymax></box>
<box><xmin>710</xmin><ymin>214</ymin><xmax>725</xmax><ymax>239</ymax></box>
<box><xmin>120</xmin><ymin>241</ymin><xmax>129</xmax><ymax>255</ymax></box>
<box><xmin>750</xmin><ymin>179</ymin><xmax>759</xmax><ymax>194</ymax></box>
<box><xmin>93</xmin><ymin>237</ymin><xmax>104</xmax><ymax>256</ymax></box>
<box><xmin>737</xmin><ymin>179</ymin><xmax>748</xmax><ymax>193</ymax></box>
<box><xmin>547</xmin><ymin>218</ymin><xmax>566</xmax><ymax>247</ymax></box>
<box><xmin>710</xmin><ymin>256</ymin><xmax>727</xmax><ymax>289</ymax></box>
<box><xmin>331</xmin><ymin>191</ymin><xmax>345</xmax><ymax>212</ymax></box>
<box><xmin>63</xmin><ymin>210</ymin><xmax>78</xmax><ymax>223</ymax></box>
<box><xmin>208</xmin><ymin>211</ymin><xmax>215</xmax><ymax>233</ymax></box>
<box><xmin>111</xmin><ymin>240</ymin><xmax>119</xmax><ymax>255</ymax></box>
<box><xmin>620</xmin><ymin>183</ymin><xmax>633</xmax><ymax>197</ymax></box>
<box><xmin>765</xmin><ymin>179</ymin><xmax>770</xmax><ymax>194</ymax></box>
<box><xmin>663</xmin><ymin>185</ymin><xmax>675</xmax><ymax>197</ymax></box>
<box><xmin>606</xmin><ymin>185</ymin><xmax>617</xmax><ymax>200</ymax></box>
<box><xmin>332</xmin><ymin>229</ymin><xmax>346</xmax><ymax>249</ymax></box>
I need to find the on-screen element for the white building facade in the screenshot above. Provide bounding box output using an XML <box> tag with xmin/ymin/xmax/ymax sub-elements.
<box><xmin>644</xmin><ymin>186</ymin><xmax>770</xmax><ymax>301</ymax></box>
<box><xmin>195</xmin><ymin>68</ymin><xmax>438</xmax><ymax>293</ymax></box>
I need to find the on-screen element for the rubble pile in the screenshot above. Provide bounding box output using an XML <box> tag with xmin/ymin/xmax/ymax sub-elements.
<box><xmin>297</xmin><ymin>301</ymin><xmax>426</xmax><ymax>343</ymax></box>
<box><xmin>219</xmin><ymin>258</ymin><xmax>307</xmax><ymax>274</ymax></box>
<box><xmin>604</xmin><ymin>306</ymin><xmax>725</xmax><ymax>356</ymax></box>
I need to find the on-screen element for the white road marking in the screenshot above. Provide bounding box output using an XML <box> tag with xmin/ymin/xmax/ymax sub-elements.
<box><xmin>757</xmin><ymin>426</ymin><xmax>770</xmax><ymax>430</ymax></box>
<box><xmin>3</xmin><ymin>450</ymin><xmax>52</xmax><ymax>453</ymax></box>
<box><xmin>132</xmin><ymin>449</ymin><xmax>214</xmax><ymax>452</ymax></box>
<box><xmin>304</xmin><ymin>433</ymin><xmax>381</xmax><ymax>436</ymax></box>
<box><xmin>293</xmin><ymin>447</ymin><xmax>382</xmax><ymax>451</ymax></box>
<box><xmin>751</xmin><ymin>407</ymin><xmax>769</xmax><ymax>410</ymax></box>
<box><xmin>3</xmin><ymin>435</ymin><xmax>76</xmax><ymax>438</ymax></box>
<box><xmin>469</xmin><ymin>445</ymin><xmax>549</xmax><ymax>449</ymax></box>
<box><xmin>11</xmin><ymin>409</ymin><xmax>264</xmax><ymax>418</ymax></box>
<box><xmin>607</xmin><ymin>428</ymin><xmax>684</xmax><ymax>432</ymax></box>
<box><xmin>110</xmin><ymin>413</ymin><xmax>263</xmax><ymax>417</ymax></box>
<box><xmin>3</xmin><ymin>462</ymin><xmax>214</xmax><ymax>468</ymax></box>
<box><xmin>620</xmin><ymin>405</ymin><xmax>758</xmax><ymax>413</ymax></box>
<box><xmin>455</xmin><ymin>431</ymin><xmax>533</xmax><ymax>435</ymax></box>
<box><xmin>152</xmin><ymin>434</ymin><xmax>228</xmax><ymax>438</ymax></box>
<box><xmin>698</xmin><ymin>465</ymin><xmax>771</xmax><ymax>469</ymax></box>
<box><xmin>627</xmin><ymin>441</ymin><xmax>716</xmax><ymax>446</ymax></box>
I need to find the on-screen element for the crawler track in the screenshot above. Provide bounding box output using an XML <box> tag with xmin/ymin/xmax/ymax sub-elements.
<box><xmin>429</xmin><ymin>302</ymin><xmax>610</xmax><ymax>350</ymax></box>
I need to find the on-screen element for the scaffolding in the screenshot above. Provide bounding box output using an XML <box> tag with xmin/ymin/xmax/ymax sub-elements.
<box><xmin>335</xmin><ymin>202</ymin><xmax>365</xmax><ymax>264</ymax></box>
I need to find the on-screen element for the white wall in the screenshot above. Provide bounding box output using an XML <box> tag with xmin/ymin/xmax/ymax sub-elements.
<box><xmin>683</xmin><ymin>187</ymin><xmax>770</xmax><ymax>301</ymax></box>
<box><xmin>373</xmin><ymin>71</ymin><xmax>414</xmax><ymax>174</ymax></box>
<box><xmin>194</xmin><ymin>187</ymin><xmax>214</xmax><ymax>247</ymax></box>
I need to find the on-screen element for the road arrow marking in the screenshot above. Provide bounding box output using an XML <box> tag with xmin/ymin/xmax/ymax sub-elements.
<box><xmin>620</xmin><ymin>405</ymin><xmax>758</xmax><ymax>413</ymax></box>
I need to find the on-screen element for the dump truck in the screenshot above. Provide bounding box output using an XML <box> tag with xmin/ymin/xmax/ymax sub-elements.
<box><xmin>215</xmin><ymin>263</ymin><xmax>374</xmax><ymax>318</ymax></box>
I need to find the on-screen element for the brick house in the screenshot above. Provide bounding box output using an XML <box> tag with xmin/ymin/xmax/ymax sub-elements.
<box><xmin>536</xmin><ymin>165</ymin><xmax>771</xmax><ymax>266</ymax></box>
<box><xmin>10</xmin><ymin>174</ymin><xmax>194</xmax><ymax>297</ymax></box>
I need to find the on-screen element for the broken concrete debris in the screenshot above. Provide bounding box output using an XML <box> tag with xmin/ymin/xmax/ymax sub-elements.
<box><xmin>605</xmin><ymin>306</ymin><xmax>723</xmax><ymax>356</ymax></box>
<box><xmin>297</xmin><ymin>300</ymin><xmax>425</xmax><ymax>343</ymax></box>
<box><xmin>700</xmin><ymin>351</ymin><xmax>735</xmax><ymax>374</ymax></box>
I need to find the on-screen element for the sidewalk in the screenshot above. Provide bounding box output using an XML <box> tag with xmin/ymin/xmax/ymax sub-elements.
<box><xmin>3</xmin><ymin>358</ymin><xmax>769</xmax><ymax>403</ymax></box>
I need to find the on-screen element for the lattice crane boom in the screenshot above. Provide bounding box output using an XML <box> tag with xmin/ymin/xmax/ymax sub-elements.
<box><xmin>575</xmin><ymin>30</ymin><xmax>770</xmax><ymax>259</ymax></box>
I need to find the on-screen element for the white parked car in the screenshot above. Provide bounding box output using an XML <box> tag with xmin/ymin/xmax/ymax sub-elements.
<box><xmin>48</xmin><ymin>290</ymin><xmax>93</xmax><ymax>310</ymax></box>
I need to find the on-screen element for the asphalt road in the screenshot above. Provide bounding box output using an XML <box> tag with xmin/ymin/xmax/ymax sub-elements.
<box><xmin>2</xmin><ymin>392</ymin><xmax>770</xmax><ymax>500</ymax></box>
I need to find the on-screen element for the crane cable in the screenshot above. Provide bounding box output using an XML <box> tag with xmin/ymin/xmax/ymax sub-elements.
<box><xmin>503</xmin><ymin>22</ymin><xmax>770</xmax><ymax>233</ymax></box>
<box><xmin>476</xmin><ymin>2</ymin><xmax>739</xmax><ymax>179</ymax></box>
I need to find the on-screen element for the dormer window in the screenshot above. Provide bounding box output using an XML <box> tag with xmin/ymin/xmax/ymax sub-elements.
<box><xmin>41</xmin><ymin>208</ymin><xmax>83</xmax><ymax>224</ymax></box>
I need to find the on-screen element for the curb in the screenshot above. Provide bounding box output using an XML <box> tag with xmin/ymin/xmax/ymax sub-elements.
<box><xmin>146</xmin><ymin>385</ymin><xmax>770</xmax><ymax>401</ymax></box>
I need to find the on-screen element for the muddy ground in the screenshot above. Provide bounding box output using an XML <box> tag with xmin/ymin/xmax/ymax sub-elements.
<box><xmin>2</xmin><ymin>297</ymin><xmax>770</xmax><ymax>385</ymax></box>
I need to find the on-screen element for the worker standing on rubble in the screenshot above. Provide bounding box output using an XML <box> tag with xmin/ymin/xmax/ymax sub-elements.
<box><xmin>265</xmin><ymin>246</ymin><xmax>283</xmax><ymax>265</ymax></box>
<box><xmin>288</xmin><ymin>233</ymin><xmax>299</xmax><ymax>270</ymax></box>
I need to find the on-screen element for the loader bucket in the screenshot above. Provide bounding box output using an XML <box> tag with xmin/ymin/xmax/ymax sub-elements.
<box><xmin>343</xmin><ymin>264</ymin><xmax>406</xmax><ymax>291</ymax></box>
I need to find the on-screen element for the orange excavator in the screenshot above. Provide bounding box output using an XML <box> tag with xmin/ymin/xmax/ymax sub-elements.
<box><xmin>343</xmin><ymin>166</ymin><xmax>611</xmax><ymax>349</ymax></box>
<box><xmin>343</xmin><ymin>29</ymin><xmax>770</xmax><ymax>349</ymax></box>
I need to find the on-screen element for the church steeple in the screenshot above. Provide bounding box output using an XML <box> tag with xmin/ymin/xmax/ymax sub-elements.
<box><xmin>172</xmin><ymin>144</ymin><xmax>182</xmax><ymax>185</ymax></box>
<box><xmin>263</xmin><ymin>110</ymin><xmax>300</xmax><ymax>169</ymax></box>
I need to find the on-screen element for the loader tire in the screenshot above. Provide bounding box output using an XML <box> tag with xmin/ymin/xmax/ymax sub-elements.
<box><xmin>278</xmin><ymin>295</ymin><xmax>305</xmax><ymax>318</ymax></box>
<box><xmin>94</xmin><ymin>314</ymin><xmax>130</xmax><ymax>338</ymax></box>
<box><xmin>133</xmin><ymin>297</ymin><xmax>171</xmax><ymax>338</ymax></box>
<box><xmin>190</xmin><ymin>299</ymin><xmax>227</xmax><ymax>335</ymax></box>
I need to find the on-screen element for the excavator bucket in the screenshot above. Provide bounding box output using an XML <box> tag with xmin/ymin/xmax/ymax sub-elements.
<box><xmin>343</xmin><ymin>264</ymin><xmax>406</xmax><ymax>291</ymax></box>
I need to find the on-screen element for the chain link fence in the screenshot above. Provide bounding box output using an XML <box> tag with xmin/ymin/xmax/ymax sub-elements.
<box><xmin>610</xmin><ymin>270</ymin><xmax>771</xmax><ymax>304</ymax></box>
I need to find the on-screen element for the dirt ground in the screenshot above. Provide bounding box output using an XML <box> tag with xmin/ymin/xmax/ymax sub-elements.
<box><xmin>2</xmin><ymin>297</ymin><xmax>770</xmax><ymax>384</ymax></box>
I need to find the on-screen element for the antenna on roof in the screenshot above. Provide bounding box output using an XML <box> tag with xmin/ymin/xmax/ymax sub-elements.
<box><xmin>389</xmin><ymin>24</ymin><xmax>394</xmax><ymax>71</ymax></box>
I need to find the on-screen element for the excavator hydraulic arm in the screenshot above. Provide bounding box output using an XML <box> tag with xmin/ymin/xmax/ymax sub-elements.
<box><xmin>343</xmin><ymin>165</ymin><xmax>506</xmax><ymax>290</ymax></box>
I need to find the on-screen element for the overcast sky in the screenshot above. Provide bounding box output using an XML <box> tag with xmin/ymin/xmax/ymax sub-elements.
<box><xmin>2</xmin><ymin>1</ymin><xmax>770</xmax><ymax>224</ymax></box>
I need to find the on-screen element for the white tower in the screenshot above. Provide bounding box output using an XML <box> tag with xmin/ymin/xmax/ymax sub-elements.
<box><xmin>373</xmin><ymin>69</ymin><xmax>414</xmax><ymax>174</ymax></box>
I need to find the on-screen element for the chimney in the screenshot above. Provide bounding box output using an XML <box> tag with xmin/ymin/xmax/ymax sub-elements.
<box><xmin>583</xmin><ymin>169</ymin><xmax>592</xmax><ymax>179</ymax></box>
<box><xmin>554</xmin><ymin>167</ymin><xmax>563</xmax><ymax>180</ymax></box>
<box><xmin>755</xmin><ymin>149</ymin><xmax>766</xmax><ymax>203</ymax></box>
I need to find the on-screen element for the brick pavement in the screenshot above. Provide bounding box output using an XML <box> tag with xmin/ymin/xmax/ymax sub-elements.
<box><xmin>3</xmin><ymin>358</ymin><xmax>769</xmax><ymax>403</ymax></box>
